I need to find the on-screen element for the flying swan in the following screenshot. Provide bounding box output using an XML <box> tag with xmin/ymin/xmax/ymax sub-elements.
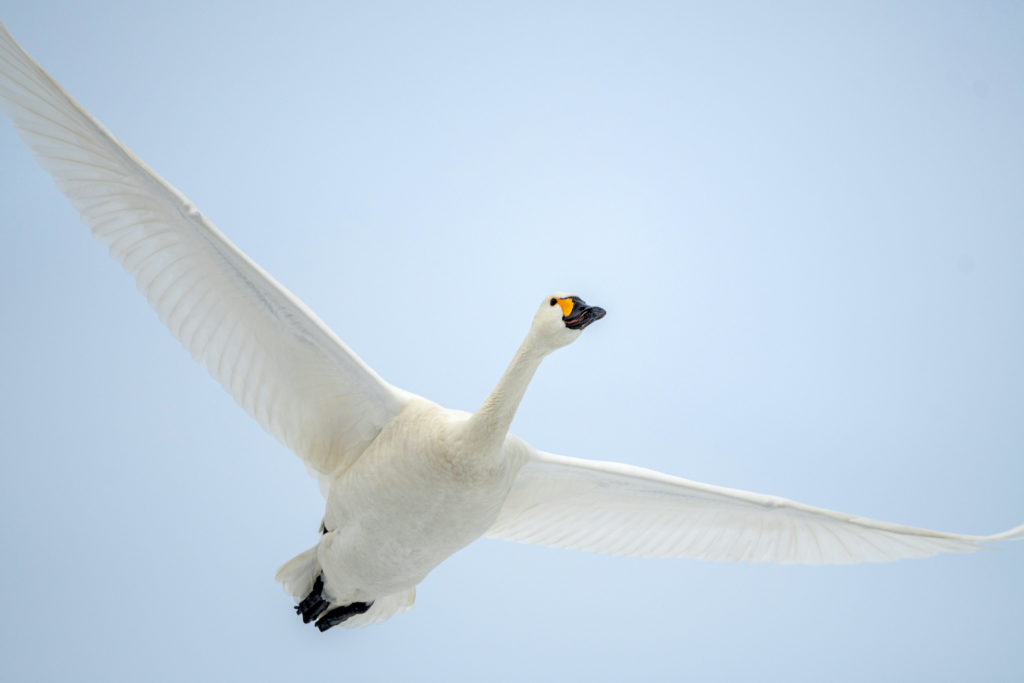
<box><xmin>1</xmin><ymin>24</ymin><xmax>1021</xmax><ymax>631</ymax></box>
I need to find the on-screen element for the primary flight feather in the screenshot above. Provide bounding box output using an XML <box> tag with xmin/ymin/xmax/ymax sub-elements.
<box><xmin>1</xmin><ymin>24</ymin><xmax>1020</xmax><ymax>630</ymax></box>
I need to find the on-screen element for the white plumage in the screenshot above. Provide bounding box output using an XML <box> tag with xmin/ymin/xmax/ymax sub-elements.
<box><xmin>1</xmin><ymin>23</ymin><xmax>1020</xmax><ymax>630</ymax></box>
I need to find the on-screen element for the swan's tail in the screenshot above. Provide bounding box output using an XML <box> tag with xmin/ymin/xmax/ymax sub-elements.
<box><xmin>274</xmin><ymin>547</ymin><xmax>417</xmax><ymax>628</ymax></box>
<box><xmin>275</xmin><ymin>546</ymin><xmax>320</xmax><ymax>602</ymax></box>
<box><xmin>340</xmin><ymin>587</ymin><xmax>417</xmax><ymax>628</ymax></box>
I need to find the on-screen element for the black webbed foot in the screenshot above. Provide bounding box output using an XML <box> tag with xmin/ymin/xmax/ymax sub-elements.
<box><xmin>294</xmin><ymin>574</ymin><xmax>330</xmax><ymax>624</ymax></box>
<box><xmin>315</xmin><ymin>601</ymin><xmax>373</xmax><ymax>632</ymax></box>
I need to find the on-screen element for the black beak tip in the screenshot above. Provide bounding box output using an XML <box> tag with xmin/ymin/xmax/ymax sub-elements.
<box><xmin>564</xmin><ymin>304</ymin><xmax>607</xmax><ymax>330</ymax></box>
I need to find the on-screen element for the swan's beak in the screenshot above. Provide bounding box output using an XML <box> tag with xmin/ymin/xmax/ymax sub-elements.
<box><xmin>563</xmin><ymin>298</ymin><xmax>606</xmax><ymax>330</ymax></box>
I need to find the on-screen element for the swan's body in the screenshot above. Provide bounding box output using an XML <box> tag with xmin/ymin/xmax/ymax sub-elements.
<box><xmin>309</xmin><ymin>398</ymin><xmax>530</xmax><ymax>624</ymax></box>
<box><xmin>1</xmin><ymin>23</ymin><xmax>1021</xmax><ymax>631</ymax></box>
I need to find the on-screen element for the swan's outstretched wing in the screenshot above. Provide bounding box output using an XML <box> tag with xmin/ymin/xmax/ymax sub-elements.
<box><xmin>0</xmin><ymin>24</ymin><xmax>410</xmax><ymax>483</ymax></box>
<box><xmin>487</xmin><ymin>449</ymin><xmax>1024</xmax><ymax>564</ymax></box>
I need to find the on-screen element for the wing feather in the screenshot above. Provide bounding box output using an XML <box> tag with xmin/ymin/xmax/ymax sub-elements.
<box><xmin>0</xmin><ymin>24</ymin><xmax>410</xmax><ymax>483</ymax></box>
<box><xmin>486</xmin><ymin>450</ymin><xmax>1024</xmax><ymax>564</ymax></box>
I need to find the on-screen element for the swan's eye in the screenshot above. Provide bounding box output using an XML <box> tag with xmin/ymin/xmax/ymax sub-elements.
<box><xmin>550</xmin><ymin>298</ymin><xmax>557</xmax><ymax>306</ymax></box>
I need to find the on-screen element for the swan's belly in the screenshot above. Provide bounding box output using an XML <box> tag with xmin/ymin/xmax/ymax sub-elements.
<box><xmin>317</xmin><ymin>400</ymin><xmax>524</xmax><ymax>600</ymax></box>
<box><xmin>321</xmin><ymin>479</ymin><xmax>504</xmax><ymax>597</ymax></box>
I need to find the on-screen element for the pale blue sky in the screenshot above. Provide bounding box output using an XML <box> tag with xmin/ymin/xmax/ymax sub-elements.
<box><xmin>1</xmin><ymin>2</ymin><xmax>1022</xmax><ymax>681</ymax></box>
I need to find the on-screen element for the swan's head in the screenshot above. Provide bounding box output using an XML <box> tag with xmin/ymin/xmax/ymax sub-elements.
<box><xmin>530</xmin><ymin>292</ymin><xmax>606</xmax><ymax>352</ymax></box>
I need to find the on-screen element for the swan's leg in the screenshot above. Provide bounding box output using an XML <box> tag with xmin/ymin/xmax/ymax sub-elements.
<box><xmin>294</xmin><ymin>573</ymin><xmax>330</xmax><ymax>624</ymax></box>
<box><xmin>315</xmin><ymin>601</ymin><xmax>373</xmax><ymax>632</ymax></box>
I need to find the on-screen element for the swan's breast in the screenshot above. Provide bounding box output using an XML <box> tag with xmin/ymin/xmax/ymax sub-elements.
<box><xmin>319</xmin><ymin>398</ymin><xmax>527</xmax><ymax>592</ymax></box>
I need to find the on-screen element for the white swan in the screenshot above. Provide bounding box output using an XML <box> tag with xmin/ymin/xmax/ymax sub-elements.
<box><xmin>1</xmin><ymin>24</ymin><xmax>1021</xmax><ymax>631</ymax></box>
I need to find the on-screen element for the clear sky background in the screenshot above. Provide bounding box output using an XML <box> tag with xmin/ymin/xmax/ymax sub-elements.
<box><xmin>1</xmin><ymin>2</ymin><xmax>1022</xmax><ymax>681</ymax></box>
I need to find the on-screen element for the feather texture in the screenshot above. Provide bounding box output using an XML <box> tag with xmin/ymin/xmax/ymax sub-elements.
<box><xmin>0</xmin><ymin>24</ymin><xmax>410</xmax><ymax>485</ymax></box>
<box><xmin>487</xmin><ymin>450</ymin><xmax>1024</xmax><ymax>564</ymax></box>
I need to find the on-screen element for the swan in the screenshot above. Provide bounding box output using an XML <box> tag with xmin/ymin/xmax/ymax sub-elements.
<box><xmin>1</xmin><ymin>23</ymin><xmax>1021</xmax><ymax>631</ymax></box>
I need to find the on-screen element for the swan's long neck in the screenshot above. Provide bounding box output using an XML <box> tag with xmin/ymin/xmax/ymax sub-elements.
<box><xmin>467</xmin><ymin>335</ymin><xmax>546</xmax><ymax>449</ymax></box>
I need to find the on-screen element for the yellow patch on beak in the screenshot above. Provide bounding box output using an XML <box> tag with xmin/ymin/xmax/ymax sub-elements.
<box><xmin>555</xmin><ymin>297</ymin><xmax>574</xmax><ymax>317</ymax></box>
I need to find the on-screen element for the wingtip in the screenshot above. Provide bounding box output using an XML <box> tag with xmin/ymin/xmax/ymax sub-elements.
<box><xmin>0</xmin><ymin>22</ymin><xmax>25</xmax><ymax>57</ymax></box>
<box><xmin>986</xmin><ymin>523</ymin><xmax>1024</xmax><ymax>542</ymax></box>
